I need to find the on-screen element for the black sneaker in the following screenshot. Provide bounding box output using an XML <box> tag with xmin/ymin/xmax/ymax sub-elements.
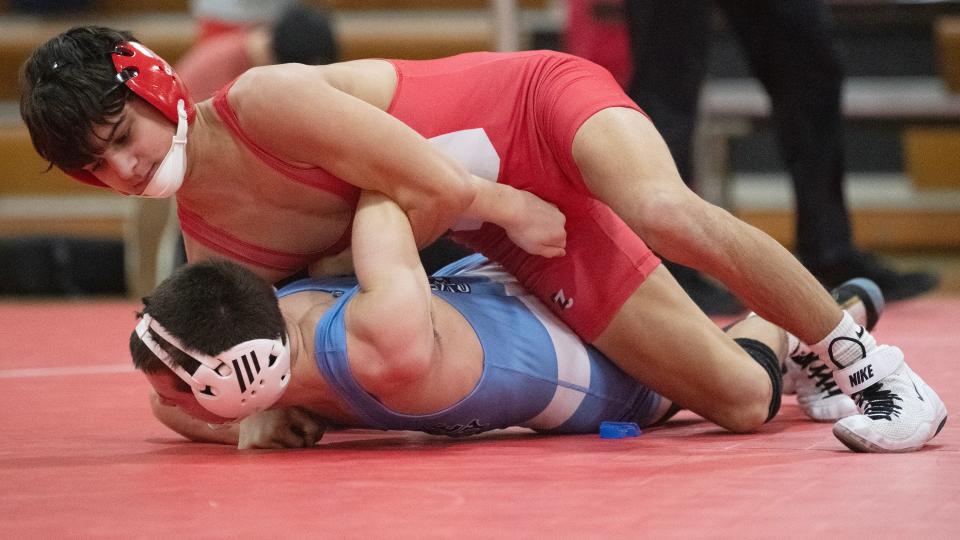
<box><xmin>806</xmin><ymin>251</ymin><xmax>939</xmax><ymax>302</ymax></box>
<box><xmin>663</xmin><ymin>261</ymin><xmax>744</xmax><ymax>316</ymax></box>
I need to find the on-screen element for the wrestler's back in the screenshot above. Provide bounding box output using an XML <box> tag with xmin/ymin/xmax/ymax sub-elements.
<box><xmin>287</xmin><ymin>256</ymin><xmax>665</xmax><ymax>435</ymax></box>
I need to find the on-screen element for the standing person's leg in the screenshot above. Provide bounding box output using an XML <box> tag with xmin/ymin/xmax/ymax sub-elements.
<box><xmin>622</xmin><ymin>0</ymin><xmax>741</xmax><ymax>315</ymax></box>
<box><xmin>715</xmin><ymin>0</ymin><xmax>938</xmax><ymax>300</ymax></box>
<box><xmin>629</xmin><ymin>1</ymin><xmax>858</xmax><ymax>419</ymax></box>
<box><xmin>623</xmin><ymin>0</ymin><xmax>711</xmax><ymax>185</ymax></box>
<box><xmin>716</xmin><ymin>0</ymin><xmax>851</xmax><ymax>274</ymax></box>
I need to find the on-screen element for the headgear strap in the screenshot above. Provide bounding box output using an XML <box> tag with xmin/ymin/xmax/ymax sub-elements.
<box><xmin>65</xmin><ymin>41</ymin><xmax>195</xmax><ymax>191</ymax></box>
<box><xmin>135</xmin><ymin>314</ymin><xmax>291</xmax><ymax>421</ymax></box>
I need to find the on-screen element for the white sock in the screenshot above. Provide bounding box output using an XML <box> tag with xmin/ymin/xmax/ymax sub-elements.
<box><xmin>786</xmin><ymin>333</ymin><xmax>805</xmax><ymax>357</ymax></box>
<box><xmin>808</xmin><ymin>311</ymin><xmax>877</xmax><ymax>369</ymax></box>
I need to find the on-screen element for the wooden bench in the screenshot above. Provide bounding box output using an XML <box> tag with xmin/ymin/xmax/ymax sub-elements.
<box><xmin>695</xmin><ymin>76</ymin><xmax>960</xmax><ymax>249</ymax></box>
<box><xmin>696</xmin><ymin>76</ymin><xmax>960</xmax><ymax>207</ymax></box>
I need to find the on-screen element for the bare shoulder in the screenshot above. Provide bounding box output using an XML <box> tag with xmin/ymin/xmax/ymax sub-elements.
<box><xmin>227</xmin><ymin>64</ymin><xmax>325</xmax><ymax>115</ymax></box>
<box><xmin>320</xmin><ymin>60</ymin><xmax>398</xmax><ymax>109</ymax></box>
<box><xmin>230</xmin><ymin>60</ymin><xmax>397</xmax><ymax>115</ymax></box>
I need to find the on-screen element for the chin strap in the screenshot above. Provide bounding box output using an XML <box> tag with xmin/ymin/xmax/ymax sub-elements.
<box><xmin>138</xmin><ymin>99</ymin><xmax>188</xmax><ymax>198</ymax></box>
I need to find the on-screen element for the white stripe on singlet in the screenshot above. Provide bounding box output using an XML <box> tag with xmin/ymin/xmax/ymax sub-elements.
<box><xmin>517</xmin><ymin>295</ymin><xmax>591</xmax><ymax>430</ymax></box>
<box><xmin>464</xmin><ymin>262</ymin><xmax>591</xmax><ymax>431</ymax></box>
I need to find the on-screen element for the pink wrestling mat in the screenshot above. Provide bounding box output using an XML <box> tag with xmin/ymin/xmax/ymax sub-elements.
<box><xmin>1</xmin><ymin>298</ymin><xmax>957</xmax><ymax>538</ymax></box>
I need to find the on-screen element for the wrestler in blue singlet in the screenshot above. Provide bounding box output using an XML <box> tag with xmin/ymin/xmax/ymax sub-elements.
<box><xmin>276</xmin><ymin>255</ymin><xmax>669</xmax><ymax>437</ymax></box>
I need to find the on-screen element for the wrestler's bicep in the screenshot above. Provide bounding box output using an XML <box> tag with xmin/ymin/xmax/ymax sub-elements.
<box><xmin>344</xmin><ymin>192</ymin><xmax>436</xmax><ymax>385</ymax></box>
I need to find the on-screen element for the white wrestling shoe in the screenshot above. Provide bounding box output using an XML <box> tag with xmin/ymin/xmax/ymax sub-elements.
<box><xmin>788</xmin><ymin>348</ymin><xmax>859</xmax><ymax>421</ymax></box>
<box><xmin>785</xmin><ymin>278</ymin><xmax>884</xmax><ymax>421</ymax></box>
<box><xmin>832</xmin><ymin>345</ymin><xmax>948</xmax><ymax>452</ymax></box>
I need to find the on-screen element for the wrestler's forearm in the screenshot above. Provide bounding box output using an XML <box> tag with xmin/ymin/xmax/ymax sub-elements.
<box><xmin>461</xmin><ymin>176</ymin><xmax>522</xmax><ymax>226</ymax></box>
<box><xmin>397</xmin><ymin>162</ymin><xmax>477</xmax><ymax>248</ymax></box>
<box><xmin>459</xmin><ymin>176</ymin><xmax>567</xmax><ymax>258</ymax></box>
<box><xmin>149</xmin><ymin>392</ymin><xmax>239</xmax><ymax>446</ymax></box>
<box><xmin>353</xmin><ymin>192</ymin><xmax>427</xmax><ymax>288</ymax></box>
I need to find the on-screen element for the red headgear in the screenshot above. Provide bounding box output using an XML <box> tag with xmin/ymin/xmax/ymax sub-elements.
<box><xmin>66</xmin><ymin>41</ymin><xmax>195</xmax><ymax>188</ymax></box>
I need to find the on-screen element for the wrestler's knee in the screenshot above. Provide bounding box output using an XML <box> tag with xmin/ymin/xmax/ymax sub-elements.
<box><xmin>630</xmin><ymin>188</ymin><xmax>709</xmax><ymax>252</ymax></box>
<box><xmin>713</xmin><ymin>378</ymin><xmax>773</xmax><ymax>434</ymax></box>
<box><xmin>712</xmin><ymin>341</ymin><xmax>780</xmax><ymax>433</ymax></box>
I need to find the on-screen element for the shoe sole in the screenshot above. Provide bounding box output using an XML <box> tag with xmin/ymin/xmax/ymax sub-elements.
<box><xmin>833</xmin><ymin>423</ymin><xmax>918</xmax><ymax>453</ymax></box>
<box><xmin>833</xmin><ymin>414</ymin><xmax>947</xmax><ymax>453</ymax></box>
<box><xmin>833</xmin><ymin>391</ymin><xmax>947</xmax><ymax>453</ymax></box>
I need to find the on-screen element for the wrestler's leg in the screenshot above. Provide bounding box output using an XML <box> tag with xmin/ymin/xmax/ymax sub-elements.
<box><xmin>593</xmin><ymin>264</ymin><xmax>775</xmax><ymax>432</ymax></box>
<box><xmin>574</xmin><ymin>107</ymin><xmax>947</xmax><ymax>451</ymax></box>
<box><xmin>571</xmin><ymin>106</ymin><xmax>839</xmax><ymax>345</ymax></box>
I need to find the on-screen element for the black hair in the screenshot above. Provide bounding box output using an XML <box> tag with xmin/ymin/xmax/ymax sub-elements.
<box><xmin>19</xmin><ymin>25</ymin><xmax>137</xmax><ymax>172</ymax></box>
<box><xmin>129</xmin><ymin>260</ymin><xmax>286</xmax><ymax>376</ymax></box>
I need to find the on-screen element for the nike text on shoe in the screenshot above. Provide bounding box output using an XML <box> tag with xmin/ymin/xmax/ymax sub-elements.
<box><xmin>787</xmin><ymin>278</ymin><xmax>883</xmax><ymax>421</ymax></box>
<box><xmin>832</xmin><ymin>345</ymin><xmax>948</xmax><ymax>452</ymax></box>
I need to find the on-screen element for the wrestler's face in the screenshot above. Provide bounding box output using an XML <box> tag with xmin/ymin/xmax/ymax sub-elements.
<box><xmin>83</xmin><ymin>97</ymin><xmax>175</xmax><ymax>196</ymax></box>
<box><xmin>144</xmin><ymin>368</ymin><xmax>234</xmax><ymax>425</ymax></box>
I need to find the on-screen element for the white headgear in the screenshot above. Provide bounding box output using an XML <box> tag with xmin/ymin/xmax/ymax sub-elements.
<box><xmin>135</xmin><ymin>313</ymin><xmax>291</xmax><ymax>420</ymax></box>
<box><xmin>137</xmin><ymin>99</ymin><xmax>188</xmax><ymax>198</ymax></box>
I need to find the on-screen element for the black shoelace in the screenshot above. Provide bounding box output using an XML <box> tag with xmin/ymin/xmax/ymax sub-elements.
<box><xmin>792</xmin><ymin>353</ymin><xmax>843</xmax><ymax>396</ymax></box>
<box><xmin>853</xmin><ymin>382</ymin><xmax>903</xmax><ymax>421</ymax></box>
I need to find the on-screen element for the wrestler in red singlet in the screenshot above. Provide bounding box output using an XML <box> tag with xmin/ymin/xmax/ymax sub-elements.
<box><xmin>186</xmin><ymin>50</ymin><xmax>660</xmax><ymax>341</ymax></box>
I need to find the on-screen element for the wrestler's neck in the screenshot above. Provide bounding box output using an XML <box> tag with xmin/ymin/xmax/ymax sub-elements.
<box><xmin>174</xmin><ymin>100</ymin><xmax>238</xmax><ymax>205</ymax></box>
<box><xmin>175</xmin><ymin>100</ymin><xmax>209</xmax><ymax>198</ymax></box>
<box><xmin>274</xmin><ymin>291</ymin><xmax>361</xmax><ymax>425</ymax></box>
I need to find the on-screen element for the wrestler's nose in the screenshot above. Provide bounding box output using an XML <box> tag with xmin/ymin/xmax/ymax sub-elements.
<box><xmin>104</xmin><ymin>148</ymin><xmax>138</xmax><ymax>181</ymax></box>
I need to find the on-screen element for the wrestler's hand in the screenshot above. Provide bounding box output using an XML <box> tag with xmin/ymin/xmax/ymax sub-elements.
<box><xmin>237</xmin><ymin>407</ymin><xmax>326</xmax><ymax>449</ymax></box>
<box><xmin>309</xmin><ymin>247</ymin><xmax>355</xmax><ymax>277</ymax></box>
<box><xmin>504</xmin><ymin>190</ymin><xmax>567</xmax><ymax>258</ymax></box>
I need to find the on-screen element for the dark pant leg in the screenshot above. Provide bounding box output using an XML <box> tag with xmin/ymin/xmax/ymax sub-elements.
<box><xmin>715</xmin><ymin>0</ymin><xmax>854</xmax><ymax>265</ymax></box>
<box><xmin>623</xmin><ymin>0</ymin><xmax>713</xmax><ymax>185</ymax></box>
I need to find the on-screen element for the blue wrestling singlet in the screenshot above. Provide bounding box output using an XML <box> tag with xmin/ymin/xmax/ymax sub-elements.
<box><xmin>276</xmin><ymin>255</ymin><xmax>668</xmax><ymax>437</ymax></box>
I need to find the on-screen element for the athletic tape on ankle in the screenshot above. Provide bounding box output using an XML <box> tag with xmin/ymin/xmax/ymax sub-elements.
<box><xmin>833</xmin><ymin>345</ymin><xmax>904</xmax><ymax>395</ymax></box>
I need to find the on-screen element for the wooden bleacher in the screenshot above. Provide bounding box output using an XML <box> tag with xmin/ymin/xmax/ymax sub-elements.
<box><xmin>696</xmin><ymin>77</ymin><xmax>960</xmax><ymax>201</ymax></box>
<box><xmin>693</xmin><ymin>2</ymin><xmax>960</xmax><ymax>251</ymax></box>
<box><xmin>695</xmin><ymin>75</ymin><xmax>960</xmax><ymax>249</ymax></box>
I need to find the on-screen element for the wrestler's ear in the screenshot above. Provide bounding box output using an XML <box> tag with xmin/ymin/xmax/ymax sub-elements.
<box><xmin>144</xmin><ymin>366</ymin><xmax>192</xmax><ymax>396</ymax></box>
